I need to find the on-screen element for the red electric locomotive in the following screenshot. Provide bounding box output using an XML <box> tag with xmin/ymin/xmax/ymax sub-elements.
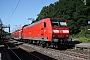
<box><xmin>12</xmin><ymin>18</ymin><xmax>71</xmax><ymax>48</ymax></box>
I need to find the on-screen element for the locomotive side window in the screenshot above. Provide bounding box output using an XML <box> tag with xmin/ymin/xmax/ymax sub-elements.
<box><xmin>44</xmin><ymin>22</ymin><xmax>46</xmax><ymax>27</ymax></box>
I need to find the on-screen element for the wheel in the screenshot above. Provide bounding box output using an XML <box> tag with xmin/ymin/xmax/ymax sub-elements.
<box><xmin>40</xmin><ymin>41</ymin><xmax>45</xmax><ymax>48</ymax></box>
<box><xmin>29</xmin><ymin>40</ymin><xmax>31</xmax><ymax>44</ymax></box>
<box><xmin>37</xmin><ymin>41</ymin><xmax>40</xmax><ymax>46</ymax></box>
<box><xmin>50</xmin><ymin>43</ymin><xmax>55</xmax><ymax>48</ymax></box>
<box><xmin>28</xmin><ymin>40</ymin><xmax>30</xmax><ymax>43</ymax></box>
<box><xmin>55</xmin><ymin>43</ymin><xmax>58</xmax><ymax>48</ymax></box>
<box><xmin>46</xmin><ymin>43</ymin><xmax>49</xmax><ymax>48</ymax></box>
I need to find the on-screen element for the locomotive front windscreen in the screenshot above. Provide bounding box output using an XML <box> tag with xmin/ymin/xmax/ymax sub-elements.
<box><xmin>51</xmin><ymin>19</ymin><xmax>67</xmax><ymax>27</ymax></box>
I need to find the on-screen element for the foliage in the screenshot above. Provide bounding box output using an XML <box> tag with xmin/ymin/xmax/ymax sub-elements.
<box><xmin>75</xmin><ymin>37</ymin><xmax>90</xmax><ymax>42</ymax></box>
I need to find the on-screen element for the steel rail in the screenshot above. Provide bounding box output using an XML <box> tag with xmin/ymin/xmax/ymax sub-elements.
<box><xmin>5</xmin><ymin>43</ymin><xmax>21</xmax><ymax>60</ymax></box>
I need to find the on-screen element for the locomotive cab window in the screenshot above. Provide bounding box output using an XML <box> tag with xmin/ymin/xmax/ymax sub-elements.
<box><xmin>52</xmin><ymin>22</ymin><xmax>59</xmax><ymax>26</ymax></box>
<box><xmin>51</xmin><ymin>19</ymin><xmax>67</xmax><ymax>27</ymax></box>
<box><xmin>60</xmin><ymin>21</ymin><xmax>67</xmax><ymax>26</ymax></box>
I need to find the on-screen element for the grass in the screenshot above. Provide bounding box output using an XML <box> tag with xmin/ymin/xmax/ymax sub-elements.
<box><xmin>70</xmin><ymin>35</ymin><xmax>90</xmax><ymax>43</ymax></box>
<box><xmin>76</xmin><ymin>37</ymin><xmax>90</xmax><ymax>42</ymax></box>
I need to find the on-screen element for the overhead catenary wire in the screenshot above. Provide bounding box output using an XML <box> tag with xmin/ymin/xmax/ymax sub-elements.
<box><xmin>23</xmin><ymin>0</ymin><xmax>47</xmax><ymax>25</ymax></box>
<box><xmin>29</xmin><ymin>0</ymin><xmax>47</xmax><ymax>19</ymax></box>
<box><xmin>31</xmin><ymin>0</ymin><xmax>58</xmax><ymax>19</ymax></box>
<box><xmin>8</xmin><ymin>0</ymin><xmax>21</xmax><ymax>24</ymax></box>
<box><xmin>7</xmin><ymin>0</ymin><xmax>16</xmax><ymax>23</ymax></box>
<box><xmin>33</xmin><ymin>0</ymin><xmax>58</xmax><ymax>18</ymax></box>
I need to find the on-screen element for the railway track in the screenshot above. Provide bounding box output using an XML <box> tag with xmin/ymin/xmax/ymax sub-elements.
<box><xmin>4</xmin><ymin>39</ymin><xmax>55</xmax><ymax>60</ymax></box>
<box><xmin>19</xmin><ymin>43</ymin><xmax>89</xmax><ymax>60</ymax></box>
<box><xmin>4</xmin><ymin>39</ymin><xmax>90</xmax><ymax>60</ymax></box>
<box><xmin>5</xmin><ymin>41</ymin><xmax>42</xmax><ymax>60</ymax></box>
<box><xmin>4</xmin><ymin>42</ymin><xmax>22</xmax><ymax>60</ymax></box>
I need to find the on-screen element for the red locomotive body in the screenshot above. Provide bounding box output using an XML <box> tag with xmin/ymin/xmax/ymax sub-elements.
<box><xmin>11</xmin><ymin>30</ymin><xmax>19</xmax><ymax>39</ymax></box>
<box><xmin>12</xmin><ymin>18</ymin><xmax>71</xmax><ymax>48</ymax></box>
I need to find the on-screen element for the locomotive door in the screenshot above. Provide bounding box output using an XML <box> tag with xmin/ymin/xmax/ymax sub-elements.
<box><xmin>41</xmin><ymin>22</ymin><xmax>44</xmax><ymax>39</ymax></box>
<box><xmin>41</xmin><ymin>22</ymin><xmax>46</xmax><ymax>39</ymax></box>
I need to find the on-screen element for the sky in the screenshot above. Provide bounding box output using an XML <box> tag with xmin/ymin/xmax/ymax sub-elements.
<box><xmin>0</xmin><ymin>0</ymin><xmax>58</xmax><ymax>32</ymax></box>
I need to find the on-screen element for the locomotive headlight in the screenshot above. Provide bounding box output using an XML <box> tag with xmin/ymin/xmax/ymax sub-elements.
<box><xmin>63</xmin><ymin>30</ymin><xmax>69</xmax><ymax>33</ymax></box>
<box><xmin>53</xmin><ymin>30</ymin><xmax>59</xmax><ymax>33</ymax></box>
